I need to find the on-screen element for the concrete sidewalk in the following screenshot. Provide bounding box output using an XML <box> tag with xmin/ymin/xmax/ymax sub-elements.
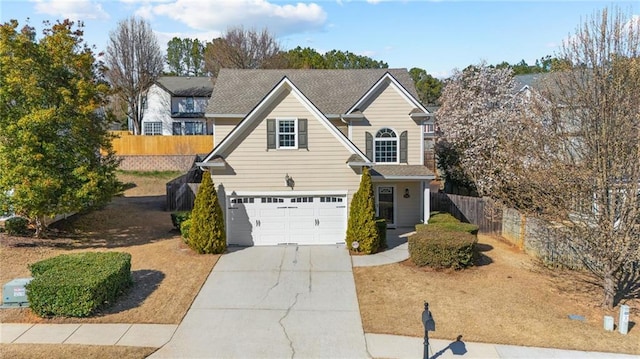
<box><xmin>352</xmin><ymin>228</ymin><xmax>414</xmax><ymax>267</ymax></box>
<box><xmin>3</xmin><ymin>322</ymin><xmax>638</xmax><ymax>358</ymax></box>
<box><xmin>1</xmin><ymin>323</ymin><xmax>176</xmax><ymax>347</ymax></box>
<box><xmin>366</xmin><ymin>334</ymin><xmax>640</xmax><ymax>359</ymax></box>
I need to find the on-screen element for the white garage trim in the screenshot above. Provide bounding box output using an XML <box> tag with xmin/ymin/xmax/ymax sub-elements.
<box><xmin>227</xmin><ymin>190</ymin><xmax>348</xmax><ymax>197</ymax></box>
<box><xmin>225</xmin><ymin>191</ymin><xmax>348</xmax><ymax>246</ymax></box>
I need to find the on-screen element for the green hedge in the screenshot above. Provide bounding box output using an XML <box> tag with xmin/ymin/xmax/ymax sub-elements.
<box><xmin>180</xmin><ymin>218</ymin><xmax>192</xmax><ymax>244</ymax></box>
<box><xmin>409</xmin><ymin>212</ymin><xmax>478</xmax><ymax>269</ymax></box>
<box><xmin>409</xmin><ymin>229</ymin><xmax>477</xmax><ymax>269</ymax></box>
<box><xmin>415</xmin><ymin>212</ymin><xmax>479</xmax><ymax>235</ymax></box>
<box><xmin>171</xmin><ymin>211</ymin><xmax>191</xmax><ymax>230</ymax></box>
<box><xmin>427</xmin><ymin>212</ymin><xmax>459</xmax><ymax>224</ymax></box>
<box><xmin>27</xmin><ymin>252</ymin><xmax>132</xmax><ymax>317</ymax></box>
<box><xmin>5</xmin><ymin>217</ymin><xmax>28</xmax><ymax>235</ymax></box>
<box><xmin>375</xmin><ymin>218</ymin><xmax>387</xmax><ymax>250</ymax></box>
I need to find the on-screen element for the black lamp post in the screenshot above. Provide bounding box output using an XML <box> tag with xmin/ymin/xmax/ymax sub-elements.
<box><xmin>422</xmin><ymin>301</ymin><xmax>435</xmax><ymax>359</ymax></box>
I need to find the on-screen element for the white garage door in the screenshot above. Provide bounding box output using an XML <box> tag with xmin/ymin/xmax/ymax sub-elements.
<box><xmin>227</xmin><ymin>194</ymin><xmax>347</xmax><ymax>246</ymax></box>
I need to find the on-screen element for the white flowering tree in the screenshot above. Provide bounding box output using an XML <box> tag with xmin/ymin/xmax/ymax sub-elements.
<box><xmin>436</xmin><ymin>64</ymin><xmax>537</xmax><ymax>198</ymax></box>
<box><xmin>437</xmin><ymin>8</ymin><xmax>640</xmax><ymax>309</ymax></box>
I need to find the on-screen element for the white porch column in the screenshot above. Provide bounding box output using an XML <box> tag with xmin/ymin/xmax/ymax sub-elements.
<box><xmin>423</xmin><ymin>180</ymin><xmax>431</xmax><ymax>223</ymax></box>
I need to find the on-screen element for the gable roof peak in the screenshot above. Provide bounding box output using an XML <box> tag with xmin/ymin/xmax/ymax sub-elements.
<box><xmin>201</xmin><ymin>73</ymin><xmax>370</xmax><ymax>165</ymax></box>
<box><xmin>208</xmin><ymin>68</ymin><xmax>418</xmax><ymax>116</ymax></box>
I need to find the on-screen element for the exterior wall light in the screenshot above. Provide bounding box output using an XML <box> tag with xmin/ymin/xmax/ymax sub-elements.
<box><xmin>284</xmin><ymin>174</ymin><xmax>295</xmax><ymax>189</ymax></box>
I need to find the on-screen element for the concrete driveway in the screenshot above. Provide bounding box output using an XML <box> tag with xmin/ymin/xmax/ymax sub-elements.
<box><xmin>151</xmin><ymin>245</ymin><xmax>369</xmax><ymax>359</ymax></box>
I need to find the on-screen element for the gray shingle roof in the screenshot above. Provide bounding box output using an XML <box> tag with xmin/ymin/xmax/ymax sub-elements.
<box><xmin>156</xmin><ymin>76</ymin><xmax>214</xmax><ymax>97</ymax></box>
<box><xmin>370</xmin><ymin>165</ymin><xmax>435</xmax><ymax>179</ymax></box>
<box><xmin>513</xmin><ymin>73</ymin><xmax>549</xmax><ymax>93</ymax></box>
<box><xmin>207</xmin><ymin>69</ymin><xmax>419</xmax><ymax>115</ymax></box>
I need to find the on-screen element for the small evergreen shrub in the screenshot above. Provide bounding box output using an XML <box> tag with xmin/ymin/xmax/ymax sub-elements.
<box><xmin>346</xmin><ymin>167</ymin><xmax>380</xmax><ymax>254</ymax></box>
<box><xmin>375</xmin><ymin>218</ymin><xmax>387</xmax><ymax>250</ymax></box>
<box><xmin>409</xmin><ymin>229</ymin><xmax>477</xmax><ymax>269</ymax></box>
<box><xmin>5</xmin><ymin>217</ymin><xmax>28</xmax><ymax>235</ymax></box>
<box><xmin>415</xmin><ymin>213</ymin><xmax>479</xmax><ymax>235</ymax></box>
<box><xmin>188</xmin><ymin>172</ymin><xmax>226</xmax><ymax>254</ymax></box>
<box><xmin>171</xmin><ymin>211</ymin><xmax>191</xmax><ymax>230</ymax></box>
<box><xmin>410</xmin><ymin>213</ymin><xmax>479</xmax><ymax>269</ymax></box>
<box><xmin>427</xmin><ymin>212</ymin><xmax>459</xmax><ymax>224</ymax></box>
<box><xmin>180</xmin><ymin>218</ymin><xmax>192</xmax><ymax>244</ymax></box>
<box><xmin>27</xmin><ymin>252</ymin><xmax>132</xmax><ymax>317</ymax></box>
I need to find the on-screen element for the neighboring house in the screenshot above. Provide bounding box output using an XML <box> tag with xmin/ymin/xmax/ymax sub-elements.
<box><xmin>424</xmin><ymin>105</ymin><xmax>439</xmax><ymax>171</ymax></box>
<box><xmin>197</xmin><ymin>69</ymin><xmax>436</xmax><ymax>246</ymax></box>
<box><xmin>140</xmin><ymin>76</ymin><xmax>214</xmax><ymax>136</ymax></box>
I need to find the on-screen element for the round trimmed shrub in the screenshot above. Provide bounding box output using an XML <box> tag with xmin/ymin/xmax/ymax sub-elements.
<box><xmin>5</xmin><ymin>217</ymin><xmax>28</xmax><ymax>236</ymax></box>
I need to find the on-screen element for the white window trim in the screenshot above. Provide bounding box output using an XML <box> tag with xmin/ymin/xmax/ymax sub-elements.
<box><xmin>375</xmin><ymin>184</ymin><xmax>397</xmax><ymax>228</ymax></box>
<box><xmin>276</xmin><ymin>118</ymin><xmax>298</xmax><ymax>149</ymax></box>
<box><xmin>424</xmin><ymin>123</ymin><xmax>435</xmax><ymax>134</ymax></box>
<box><xmin>144</xmin><ymin>121</ymin><xmax>162</xmax><ymax>136</ymax></box>
<box><xmin>374</xmin><ymin>127</ymin><xmax>399</xmax><ymax>164</ymax></box>
<box><xmin>185</xmin><ymin>97</ymin><xmax>195</xmax><ymax>113</ymax></box>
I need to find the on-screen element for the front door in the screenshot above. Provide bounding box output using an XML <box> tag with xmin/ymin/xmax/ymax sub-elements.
<box><xmin>377</xmin><ymin>186</ymin><xmax>395</xmax><ymax>227</ymax></box>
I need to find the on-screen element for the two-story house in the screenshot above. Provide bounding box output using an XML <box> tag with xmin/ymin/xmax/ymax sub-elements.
<box><xmin>140</xmin><ymin>76</ymin><xmax>213</xmax><ymax>136</ymax></box>
<box><xmin>198</xmin><ymin>69</ymin><xmax>435</xmax><ymax>246</ymax></box>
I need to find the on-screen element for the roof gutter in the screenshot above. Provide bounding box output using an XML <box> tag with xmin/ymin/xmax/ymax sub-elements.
<box><xmin>205</xmin><ymin>113</ymin><xmax>245</xmax><ymax>118</ymax></box>
<box><xmin>347</xmin><ymin>162</ymin><xmax>373</xmax><ymax>167</ymax></box>
<box><xmin>195</xmin><ymin>162</ymin><xmax>226</xmax><ymax>167</ymax></box>
<box><xmin>410</xmin><ymin>112</ymin><xmax>434</xmax><ymax>120</ymax></box>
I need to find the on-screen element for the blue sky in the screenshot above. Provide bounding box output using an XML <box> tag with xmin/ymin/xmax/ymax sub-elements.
<box><xmin>1</xmin><ymin>1</ymin><xmax>638</xmax><ymax>78</ymax></box>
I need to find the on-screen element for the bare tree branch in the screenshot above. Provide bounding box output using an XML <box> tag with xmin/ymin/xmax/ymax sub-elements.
<box><xmin>203</xmin><ymin>26</ymin><xmax>285</xmax><ymax>77</ymax></box>
<box><xmin>437</xmin><ymin>7</ymin><xmax>640</xmax><ymax>309</ymax></box>
<box><xmin>105</xmin><ymin>17</ymin><xmax>163</xmax><ymax>135</ymax></box>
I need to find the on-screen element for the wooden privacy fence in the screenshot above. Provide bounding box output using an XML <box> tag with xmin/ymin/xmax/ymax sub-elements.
<box><xmin>166</xmin><ymin>169</ymin><xmax>203</xmax><ymax>211</ymax></box>
<box><xmin>110</xmin><ymin>131</ymin><xmax>213</xmax><ymax>155</ymax></box>
<box><xmin>430</xmin><ymin>192</ymin><xmax>502</xmax><ymax>234</ymax></box>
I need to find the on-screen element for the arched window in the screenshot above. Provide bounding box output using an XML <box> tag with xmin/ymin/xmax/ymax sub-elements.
<box><xmin>375</xmin><ymin>128</ymin><xmax>398</xmax><ymax>163</ymax></box>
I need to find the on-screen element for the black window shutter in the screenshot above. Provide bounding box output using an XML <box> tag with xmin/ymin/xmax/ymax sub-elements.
<box><xmin>400</xmin><ymin>131</ymin><xmax>408</xmax><ymax>163</ymax></box>
<box><xmin>365</xmin><ymin>132</ymin><xmax>373</xmax><ymax>161</ymax></box>
<box><xmin>267</xmin><ymin>119</ymin><xmax>276</xmax><ymax>149</ymax></box>
<box><xmin>298</xmin><ymin>119</ymin><xmax>308</xmax><ymax>149</ymax></box>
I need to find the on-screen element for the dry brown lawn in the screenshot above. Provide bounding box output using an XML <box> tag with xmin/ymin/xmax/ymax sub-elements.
<box><xmin>0</xmin><ymin>344</ymin><xmax>157</xmax><ymax>359</ymax></box>
<box><xmin>355</xmin><ymin>234</ymin><xmax>640</xmax><ymax>355</ymax></box>
<box><xmin>0</xmin><ymin>171</ymin><xmax>217</xmax><ymax>357</ymax></box>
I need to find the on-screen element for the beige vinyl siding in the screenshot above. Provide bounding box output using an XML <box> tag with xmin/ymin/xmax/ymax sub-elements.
<box><xmin>212</xmin><ymin>89</ymin><xmax>361</xmax><ymax>197</ymax></box>
<box><xmin>352</xmin><ymin>81</ymin><xmax>422</xmax><ymax>164</ymax></box>
<box><xmin>374</xmin><ymin>181</ymin><xmax>422</xmax><ymax>228</ymax></box>
<box><xmin>394</xmin><ymin>181</ymin><xmax>422</xmax><ymax>227</ymax></box>
<box><xmin>330</xmin><ymin>119</ymin><xmax>348</xmax><ymax>137</ymax></box>
<box><xmin>213</xmin><ymin>118</ymin><xmax>241</xmax><ymax>145</ymax></box>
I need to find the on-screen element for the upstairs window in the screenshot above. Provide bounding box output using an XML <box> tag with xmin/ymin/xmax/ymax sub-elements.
<box><xmin>266</xmin><ymin>118</ymin><xmax>308</xmax><ymax>150</ymax></box>
<box><xmin>185</xmin><ymin>97</ymin><xmax>194</xmax><ymax>112</ymax></box>
<box><xmin>424</xmin><ymin>123</ymin><xmax>435</xmax><ymax>134</ymax></box>
<box><xmin>374</xmin><ymin>128</ymin><xmax>398</xmax><ymax>163</ymax></box>
<box><xmin>277</xmin><ymin>119</ymin><xmax>297</xmax><ymax>148</ymax></box>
